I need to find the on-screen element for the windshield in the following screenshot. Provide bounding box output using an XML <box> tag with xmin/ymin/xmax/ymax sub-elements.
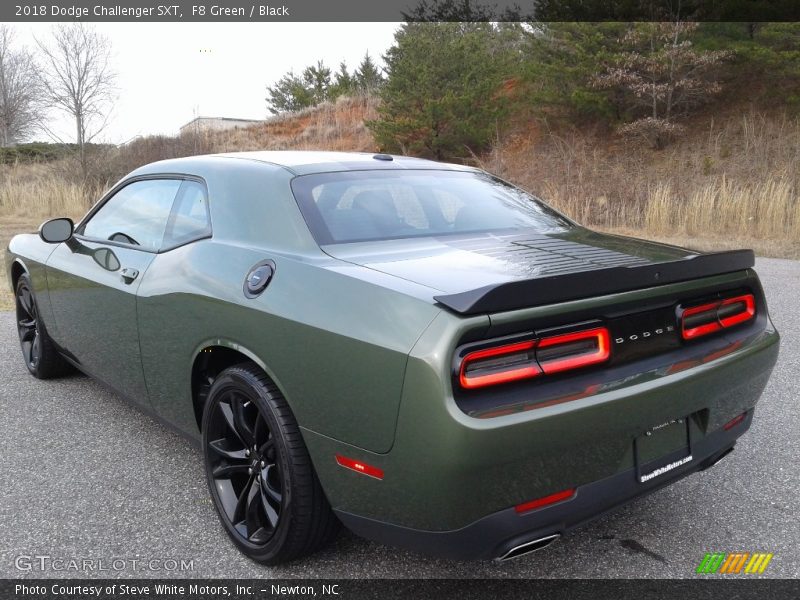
<box><xmin>291</xmin><ymin>169</ymin><xmax>573</xmax><ymax>245</ymax></box>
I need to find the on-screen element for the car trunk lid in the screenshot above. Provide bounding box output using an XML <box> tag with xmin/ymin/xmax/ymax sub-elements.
<box><xmin>321</xmin><ymin>228</ymin><xmax>754</xmax><ymax>314</ymax></box>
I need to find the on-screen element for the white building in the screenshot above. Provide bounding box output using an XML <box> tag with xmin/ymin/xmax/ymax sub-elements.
<box><xmin>179</xmin><ymin>116</ymin><xmax>263</xmax><ymax>135</ymax></box>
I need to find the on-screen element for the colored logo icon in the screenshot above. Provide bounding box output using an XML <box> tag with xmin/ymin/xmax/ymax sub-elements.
<box><xmin>696</xmin><ymin>552</ymin><xmax>774</xmax><ymax>574</ymax></box>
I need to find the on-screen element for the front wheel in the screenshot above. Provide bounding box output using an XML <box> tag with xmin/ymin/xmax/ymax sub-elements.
<box><xmin>202</xmin><ymin>363</ymin><xmax>339</xmax><ymax>564</ymax></box>
<box><xmin>15</xmin><ymin>273</ymin><xmax>72</xmax><ymax>379</ymax></box>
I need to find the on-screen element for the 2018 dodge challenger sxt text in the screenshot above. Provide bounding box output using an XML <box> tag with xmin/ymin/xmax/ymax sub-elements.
<box><xmin>6</xmin><ymin>151</ymin><xmax>779</xmax><ymax>564</ymax></box>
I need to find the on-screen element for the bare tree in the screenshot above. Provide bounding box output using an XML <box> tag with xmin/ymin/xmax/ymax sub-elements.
<box><xmin>36</xmin><ymin>24</ymin><xmax>116</xmax><ymax>173</ymax></box>
<box><xmin>593</xmin><ymin>22</ymin><xmax>729</xmax><ymax>149</ymax></box>
<box><xmin>0</xmin><ymin>25</ymin><xmax>41</xmax><ymax>146</ymax></box>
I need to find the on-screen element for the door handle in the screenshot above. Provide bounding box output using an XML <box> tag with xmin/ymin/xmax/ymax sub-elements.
<box><xmin>121</xmin><ymin>267</ymin><xmax>139</xmax><ymax>284</ymax></box>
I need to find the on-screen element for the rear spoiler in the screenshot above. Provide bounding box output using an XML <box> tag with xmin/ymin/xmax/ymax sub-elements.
<box><xmin>433</xmin><ymin>249</ymin><xmax>755</xmax><ymax>315</ymax></box>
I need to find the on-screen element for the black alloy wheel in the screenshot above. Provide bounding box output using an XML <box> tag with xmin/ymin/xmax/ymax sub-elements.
<box><xmin>206</xmin><ymin>384</ymin><xmax>284</xmax><ymax>545</ymax></box>
<box><xmin>16</xmin><ymin>277</ymin><xmax>40</xmax><ymax>371</ymax></box>
<box><xmin>202</xmin><ymin>363</ymin><xmax>339</xmax><ymax>564</ymax></box>
<box><xmin>15</xmin><ymin>273</ymin><xmax>71</xmax><ymax>379</ymax></box>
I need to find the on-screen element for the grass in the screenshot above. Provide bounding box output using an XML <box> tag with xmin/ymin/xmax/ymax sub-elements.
<box><xmin>480</xmin><ymin>109</ymin><xmax>800</xmax><ymax>254</ymax></box>
<box><xmin>1</xmin><ymin>217</ymin><xmax>40</xmax><ymax>310</ymax></box>
<box><xmin>597</xmin><ymin>227</ymin><xmax>800</xmax><ymax>260</ymax></box>
<box><xmin>0</xmin><ymin>163</ymin><xmax>99</xmax><ymax>311</ymax></box>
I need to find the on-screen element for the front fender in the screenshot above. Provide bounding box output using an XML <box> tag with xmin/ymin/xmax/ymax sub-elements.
<box><xmin>7</xmin><ymin>233</ymin><xmax>61</xmax><ymax>336</ymax></box>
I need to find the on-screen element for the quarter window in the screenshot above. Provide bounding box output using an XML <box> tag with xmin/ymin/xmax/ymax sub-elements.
<box><xmin>163</xmin><ymin>180</ymin><xmax>211</xmax><ymax>248</ymax></box>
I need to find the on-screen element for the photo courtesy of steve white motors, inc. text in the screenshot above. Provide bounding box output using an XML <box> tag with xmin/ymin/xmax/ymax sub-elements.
<box><xmin>14</xmin><ymin>583</ymin><xmax>340</xmax><ymax>597</ymax></box>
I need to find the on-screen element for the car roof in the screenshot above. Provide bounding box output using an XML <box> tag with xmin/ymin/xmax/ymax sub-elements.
<box><xmin>130</xmin><ymin>151</ymin><xmax>477</xmax><ymax>177</ymax></box>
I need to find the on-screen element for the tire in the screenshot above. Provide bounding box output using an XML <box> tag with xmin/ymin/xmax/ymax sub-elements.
<box><xmin>15</xmin><ymin>273</ymin><xmax>72</xmax><ymax>379</ymax></box>
<box><xmin>201</xmin><ymin>363</ymin><xmax>340</xmax><ymax>564</ymax></box>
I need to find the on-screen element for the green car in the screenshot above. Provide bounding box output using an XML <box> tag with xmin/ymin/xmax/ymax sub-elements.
<box><xmin>6</xmin><ymin>151</ymin><xmax>779</xmax><ymax>564</ymax></box>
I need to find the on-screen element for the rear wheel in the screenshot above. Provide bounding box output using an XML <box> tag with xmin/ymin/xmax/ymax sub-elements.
<box><xmin>202</xmin><ymin>363</ymin><xmax>339</xmax><ymax>564</ymax></box>
<box><xmin>15</xmin><ymin>273</ymin><xmax>71</xmax><ymax>379</ymax></box>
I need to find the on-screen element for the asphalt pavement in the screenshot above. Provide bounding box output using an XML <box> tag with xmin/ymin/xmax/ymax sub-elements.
<box><xmin>0</xmin><ymin>257</ymin><xmax>798</xmax><ymax>579</ymax></box>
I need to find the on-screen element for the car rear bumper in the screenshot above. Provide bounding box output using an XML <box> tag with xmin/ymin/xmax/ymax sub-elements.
<box><xmin>334</xmin><ymin>412</ymin><xmax>750</xmax><ymax>561</ymax></box>
<box><xmin>302</xmin><ymin>309</ymin><xmax>778</xmax><ymax>559</ymax></box>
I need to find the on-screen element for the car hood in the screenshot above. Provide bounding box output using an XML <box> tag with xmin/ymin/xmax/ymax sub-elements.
<box><xmin>321</xmin><ymin>228</ymin><xmax>698</xmax><ymax>295</ymax></box>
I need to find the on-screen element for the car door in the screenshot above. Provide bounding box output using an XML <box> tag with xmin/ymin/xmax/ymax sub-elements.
<box><xmin>46</xmin><ymin>177</ymin><xmax>183</xmax><ymax>408</ymax></box>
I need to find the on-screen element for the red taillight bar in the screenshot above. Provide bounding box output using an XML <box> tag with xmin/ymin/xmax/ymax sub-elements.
<box><xmin>458</xmin><ymin>326</ymin><xmax>611</xmax><ymax>390</ymax></box>
<box><xmin>681</xmin><ymin>300</ymin><xmax>724</xmax><ymax>340</ymax></box>
<box><xmin>536</xmin><ymin>327</ymin><xmax>611</xmax><ymax>375</ymax></box>
<box><xmin>335</xmin><ymin>455</ymin><xmax>384</xmax><ymax>480</ymax></box>
<box><xmin>459</xmin><ymin>340</ymin><xmax>540</xmax><ymax>389</ymax></box>
<box><xmin>718</xmin><ymin>294</ymin><xmax>756</xmax><ymax>328</ymax></box>
<box><xmin>681</xmin><ymin>293</ymin><xmax>756</xmax><ymax>340</ymax></box>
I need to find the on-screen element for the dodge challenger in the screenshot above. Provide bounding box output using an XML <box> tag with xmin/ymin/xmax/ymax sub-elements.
<box><xmin>5</xmin><ymin>151</ymin><xmax>779</xmax><ymax>564</ymax></box>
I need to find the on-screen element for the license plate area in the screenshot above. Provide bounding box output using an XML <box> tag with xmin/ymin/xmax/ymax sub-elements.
<box><xmin>635</xmin><ymin>417</ymin><xmax>693</xmax><ymax>483</ymax></box>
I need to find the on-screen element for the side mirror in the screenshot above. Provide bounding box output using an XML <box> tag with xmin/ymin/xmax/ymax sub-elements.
<box><xmin>39</xmin><ymin>218</ymin><xmax>74</xmax><ymax>244</ymax></box>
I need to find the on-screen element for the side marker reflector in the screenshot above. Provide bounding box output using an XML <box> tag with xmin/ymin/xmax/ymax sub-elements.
<box><xmin>515</xmin><ymin>488</ymin><xmax>576</xmax><ymax>514</ymax></box>
<box><xmin>723</xmin><ymin>412</ymin><xmax>747</xmax><ymax>431</ymax></box>
<box><xmin>335</xmin><ymin>454</ymin><xmax>384</xmax><ymax>480</ymax></box>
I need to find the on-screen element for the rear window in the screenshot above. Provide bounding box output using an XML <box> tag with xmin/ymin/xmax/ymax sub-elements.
<box><xmin>291</xmin><ymin>169</ymin><xmax>573</xmax><ymax>244</ymax></box>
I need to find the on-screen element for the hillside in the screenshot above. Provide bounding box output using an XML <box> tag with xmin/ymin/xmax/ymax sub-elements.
<box><xmin>481</xmin><ymin>105</ymin><xmax>800</xmax><ymax>258</ymax></box>
<box><xmin>1</xmin><ymin>95</ymin><xmax>798</xmax><ymax>309</ymax></box>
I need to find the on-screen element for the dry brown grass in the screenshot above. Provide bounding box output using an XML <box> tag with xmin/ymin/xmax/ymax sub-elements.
<box><xmin>642</xmin><ymin>177</ymin><xmax>799</xmax><ymax>240</ymax></box>
<box><xmin>0</xmin><ymin>162</ymin><xmax>102</xmax><ymax>219</ymax></box>
<box><xmin>0</xmin><ymin>163</ymin><xmax>101</xmax><ymax>310</ymax></box>
<box><xmin>597</xmin><ymin>227</ymin><xmax>800</xmax><ymax>260</ymax></box>
<box><xmin>0</xmin><ymin>216</ymin><xmax>44</xmax><ymax>310</ymax></box>
<box><xmin>480</xmin><ymin>109</ymin><xmax>800</xmax><ymax>252</ymax></box>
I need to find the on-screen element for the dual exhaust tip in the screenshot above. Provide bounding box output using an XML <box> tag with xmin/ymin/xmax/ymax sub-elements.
<box><xmin>700</xmin><ymin>446</ymin><xmax>735</xmax><ymax>472</ymax></box>
<box><xmin>495</xmin><ymin>533</ymin><xmax>560</xmax><ymax>562</ymax></box>
<box><xmin>494</xmin><ymin>446</ymin><xmax>736</xmax><ymax>562</ymax></box>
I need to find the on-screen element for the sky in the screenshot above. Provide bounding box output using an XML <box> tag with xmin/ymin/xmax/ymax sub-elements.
<box><xmin>14</xmin><ymin>23</ymin><xmax>400</xmax><ymax>144</ymax></box>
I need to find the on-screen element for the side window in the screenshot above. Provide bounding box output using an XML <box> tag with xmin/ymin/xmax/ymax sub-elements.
<box><xmin>163</xmin><ymin>180</ymin><xmax>211</xmax><ymax>248</ymax></box>
<box><xmin>82</xmin><ymin>179</ymin><xmax>181</xmax><ymax>252</ymax></box>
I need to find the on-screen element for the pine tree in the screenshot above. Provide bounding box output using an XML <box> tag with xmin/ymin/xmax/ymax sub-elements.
<box><xmin>353</xmin><ymin>52</ymin><xmax>384</xmax><ymax>94</ymax></box>
<box><xmin>301</xmin><ymin>60</ymin><xmax>333</xmax><ymax>105</ymax></box>
<box><xmin>331</xmin><ymin>61</ymin><xmax>355</xmax><ymax>98</ymax></box>
<box><xmin>368</xmin><ymin>23</ymin><xmax>510</xmax><ymax>160</ymax></box>
<box><xmin>266</xmin><ymin>61</ymin><xmax>333</xmax><ymax>114</ymax></box>
<box><xmin>265</xmin><ymin>70</ymin><xmax>314</xmax><ymax>114</ymax></box>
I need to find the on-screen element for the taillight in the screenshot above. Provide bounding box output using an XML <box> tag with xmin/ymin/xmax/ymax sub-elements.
<box><xmin>537</xmin><ymin>327</ymin><xmax>610</xmax><ymax>374</ymax></box>
<box><xmin>681</xmin><ymin>301</ymin><xmax>723</xmax><ymax>339</ymax></box>
<box><xmin>458</xmin><ymin>326</ymin><xmax>610</xmax><ymax>390</ymax></box>
<box><xmin>460</xmin><ymin>340</ymin><xmax>540</xmax><ymax>389</ymax></box>
<box><xmin>680</xmin><ymin>293</ymin><xmax>755</xmax><ymax>340</ymax></box>
<box><xmin>718</xmin><ymin>295</ymin><xmax>756</xmax><ymax>328</ymax></box>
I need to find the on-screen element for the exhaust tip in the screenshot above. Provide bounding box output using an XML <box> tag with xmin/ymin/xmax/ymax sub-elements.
<box><xmin>495</xmin><ymin>533</ymin><xmax>560</xmax><ymax>562</ymax></box>
<box><xmin>700</xmin><ymin>446</ymin><xmax>735</xmax><ymax>471</ymax></box>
